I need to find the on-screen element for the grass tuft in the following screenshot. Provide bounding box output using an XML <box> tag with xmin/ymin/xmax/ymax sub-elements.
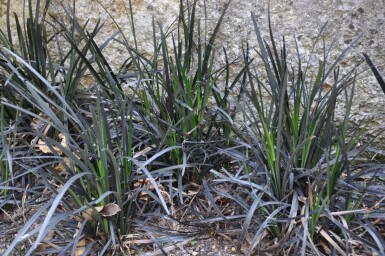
<box><xmin>0</xmin><ymin>0</ymin><xmax>384</xmax><ymax>255</ymax></box>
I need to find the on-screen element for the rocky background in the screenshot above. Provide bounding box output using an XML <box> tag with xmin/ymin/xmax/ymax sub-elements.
<box><xmin>1</xmin><ymin>0</ymin><xmax>385</xmax><ymax>141</ymax></box>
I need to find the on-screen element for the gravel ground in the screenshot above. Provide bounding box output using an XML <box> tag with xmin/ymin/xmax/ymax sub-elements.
<box><xmin>168</xmin><ymin>240</ymin><xmax>242</xmax><ymax>256</ymax></box>
<box><xmin>144</xmin><ymin>236</ymin><xmax>245</xmax><ymax>256</ymax></box>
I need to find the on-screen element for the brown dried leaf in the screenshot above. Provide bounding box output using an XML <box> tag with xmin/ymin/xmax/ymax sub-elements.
<box><xmin>81</xmin><ymin>208</ymin><xmax>98</xmax><ymax>222</ymax></box>
<box><xmin>96</xmin><ymin>231</ymin><xmax>107</xmax><ymax>240</ymax></box>
<box><xmin>133</xmin><ymin>144</ymin><xmax>156</xmax><ymax>159</ymax></box>
<box><xmin>54</xmin><ymin>157</ymin><xmax>71</xmax><ymax>173</ymax></box>
<box><xmin>36</xmin><ymin>139</ymin><xmax>63</xmax><ymax>155</ymax></box>
<box><xmin>98</xmin><ymin>203</ymin><xmax>121</xmax><ymax>217</ymax></box>
<box><xmin>80</xmin><ymin>204</ymin><xmax>121</xmax><ymax>223</ymax></box>
<box><xmin>79</xmin><ymin>204</ymin><xmax>121</xmax><ymax>223</ymax></box>
<box><xmin>322</xmin><ymin>82</ymin><xmax>333</xmax><ymax>91</ymax></box>
<box><xmin>36</xmin><ymin>230</ymin><xmax>56</xmax><ymax>252</ymax></box>
<box><xmin>54</xmin><ymin>166</ymin><xmax>64</xmax><ymax>173</ymax></box>
<box><xmin>94</xmin><ymin>206</ymin><xmax>104</xmax><ymax>213</ymax></box>
<box><xmin>58</xmin><ymin>133</ymin><xmax>67</xmax><ymax>148</ymax></box>
<box><xmin>31</xmin><ymin>113</ymin><xmax>49</xmax><ymax>133</ymax></box>
<box><xmin>135</xmin><ymin>178</ymin><xmax>171</xmax><ymax>203</ymax></box>
<box><xmin>298</xmin><ymin>196</ymin><xmax>307</xmax><ymax>203</ymax></box>
<box><xmin>75</xmin><ymin>238</ymin><xmax>86</xmax><ymax>256</ymax></box>
<box><xmin>319</xmin><ymin>229</ymin><xmax>345</xmax><ymax>255</ymax></box>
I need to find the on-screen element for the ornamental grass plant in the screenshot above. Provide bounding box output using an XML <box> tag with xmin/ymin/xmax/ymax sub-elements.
<box><xmin>0</xmin><ymin>0</ymin><xmax>384</xmax><ymax>255</ymax></box>
<box><xmin>220</xmin><ymin>11</ymin><xmax>385</xmax><ymax>254</ymax></box>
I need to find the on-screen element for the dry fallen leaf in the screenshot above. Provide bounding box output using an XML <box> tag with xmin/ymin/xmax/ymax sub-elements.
<box><xmin>322</xmin><ymin>82</ymin><xmax>333</xmax><ymax>92</ymax></box>
<box><xmin>133</xmin><ymin>144</ymin><xmax>156</xmax><ymax>159</ymax></box>
<box><xmin>298</xmin><ymin>196</ymin><xmax>307</xmax><ymax>203</ymax></box>
<box><xmin>36</xmin><ymin>230</ymin><xmax>56</xmax><ymax>252</ymax></box>
<box><xmin>75</xmin><ymin>238</ymin><xmax>86</xmax><ymax>256</ymax></box>
<box><xmin>81</xmin><ymin>208</ymin><xmax>98</xmax><ymax>222</ymax></box>
<box><xmin>36</xmin><ymin>139</ymin><xmax>63</xmax><ymax>155</ymax></box>
<box><xmin>98</xmin><ymin>203</ymin><xmax>121</xmax><ymax>217</ymax></box>
<box><xmin>58</xmin><ymin>133</ymin><xmax>67</xmax><ymax>148</ymax></box>
<box><xmin>79</xmin><ymin>204</ymin><xmax>121</xmax><ymax>223</ymax></box>
<box><xmin>134</xmin><ymin>178</ymin><xmax>170</xmax><ymax>202</ymax></box>
<box><xmin>31</xmin><ymin>113</ymin><xmax>50</xmax><ymax>133</ymax></box>
<box><xmin>54</xmin><ymin>157</ymin><xmax>71</xmax><ymax>173</ymax></box>
<box><xmin>319</xmin><ymin>229</ymin><xmax>345</xmax><ymax>255</ymax></box>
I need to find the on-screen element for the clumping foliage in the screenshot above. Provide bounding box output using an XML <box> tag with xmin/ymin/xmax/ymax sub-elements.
<box><xmin>0</xmin><ymin>0</ymin><xmax>384</xmax><ymax>255</ymax></box>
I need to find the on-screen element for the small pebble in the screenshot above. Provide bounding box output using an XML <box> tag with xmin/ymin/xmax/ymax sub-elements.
<box><xmin>192</xmin><ymin>252</ymin><xmax>199</xmax><ymax>256</ymax></box>
<box><xmin>231</xmin><ymin>247</ymin><xmax>236</xmax><ymax>252</ymax></box>
<box><xmin>211</xmin><ymin>245</ymin><xmax>216</xmax><ymax>250</ymax></box>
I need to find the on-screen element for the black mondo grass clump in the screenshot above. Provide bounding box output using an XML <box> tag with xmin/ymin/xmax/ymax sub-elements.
<box><xmin>0</xmin><ymin>0</ymin><xmax>237</xmax><ymax>254</ymax></box>
<box><xmin>112</xmin><ymin>0</ymin><xmax>237</xmax><ymax>181</ymax></box>
<box><xmin>0</xmin><ymin>0</ymin><xmax>384</xmax><ymax>255</ymax></box>
<box><xmin>221</xmin><ymin>12</ymin><xmax>385</xmax><ymax>255</ymax></box>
